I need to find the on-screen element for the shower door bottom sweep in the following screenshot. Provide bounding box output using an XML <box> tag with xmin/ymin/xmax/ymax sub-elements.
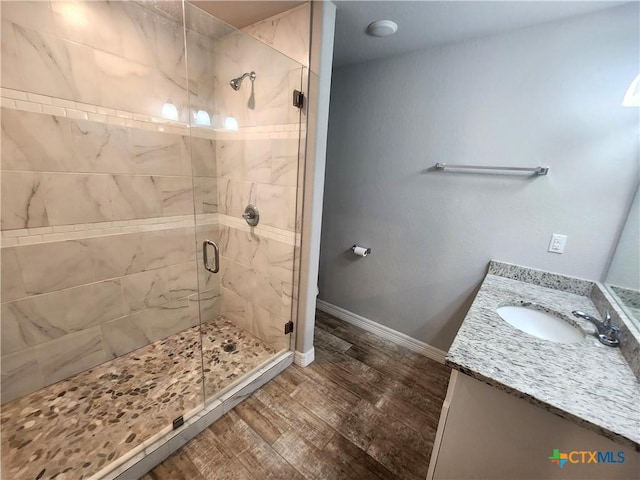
<box><xmin>0</xmin><ymin>318</ymin><xmax>276</xmax><ymax>480</ymax></box>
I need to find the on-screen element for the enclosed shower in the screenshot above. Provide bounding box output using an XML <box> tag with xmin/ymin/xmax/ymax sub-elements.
<box><xmin>0</xmin><ymin>1</ymin><xmax>309</xmax><ymax>478</ymax></box>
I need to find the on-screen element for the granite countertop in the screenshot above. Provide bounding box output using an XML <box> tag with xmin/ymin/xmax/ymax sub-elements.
<box><xmin>447</xmin><ymin>261</ymin><xmax>640</xmax><ymax>452</ymax></box>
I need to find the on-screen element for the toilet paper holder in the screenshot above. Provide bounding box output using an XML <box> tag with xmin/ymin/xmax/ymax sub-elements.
<box><xmin>351</xmin><ymin>245</ymin><xmax>371</xmax><ymax>257</ymax></box>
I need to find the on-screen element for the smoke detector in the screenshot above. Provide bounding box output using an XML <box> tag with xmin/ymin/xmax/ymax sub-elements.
<box><xmin>366</xmin><ymin>20</ymin><xmax>398</xmax><ymax>37</ymax></box>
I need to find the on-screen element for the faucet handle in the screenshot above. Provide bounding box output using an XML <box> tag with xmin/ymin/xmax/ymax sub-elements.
<box><xmin>604</xmin><ymin>324</ymin><xmax>620</xmax><ymax>343</ymax></box>
<box><xmin>603</xmin><ymin>311</ymin><xmax>612</xmax><ymax>327</ymax></box>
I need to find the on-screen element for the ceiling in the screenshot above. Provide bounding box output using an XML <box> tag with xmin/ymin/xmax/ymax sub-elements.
<box><xmin>190</xmin><ymin>1</ymin><xmax>305</xmax><ymax>28</ymax></box>
<box><xmin>333</xmin><ymin>1</ymin><xmax>630</xmax><ymax>67</ymax></box>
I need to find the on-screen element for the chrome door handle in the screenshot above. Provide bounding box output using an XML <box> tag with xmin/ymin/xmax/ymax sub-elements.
<box><xmin>203</xmin><ymin>240</ymin><xmax>219</xmax><ymax>273</ymax></box>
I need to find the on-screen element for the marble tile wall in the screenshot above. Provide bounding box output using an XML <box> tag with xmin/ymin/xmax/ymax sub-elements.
<box><xmin>185</xmin><ymin>2</ymin><xmax>305</xmax><ymax>129</ymax></box>
<box><xmin>241</xmin><ymin>3</ymin><xmax>311</xmax><ymax>68</ymax></box>
<box><xmin>0</xmin><ymin>1</ymin><xmax>190</xmax><ymax>122</ymax></box>
<box><xmin>0</xmin><ymin>226</ymin><xmax>206</xmax><ymax>403</ymax></box>
<box><xmin>183</xmin><ymin>3</ymin><xmax>307</xmax><ymax>353</ymax></box>
<box><xmin>0</xmin><ymin>0</ymin><xmax>204</xmax><ymax>404</ymax></box>
<box><xmin>216</xmin><ymin>224</ymin><xmax>295</xmax><ymax>352</ymax></box>
<box><xmin>1</xmin><ymin>0</ymin><xmax>309</xmax><ymax>403</ymax></box>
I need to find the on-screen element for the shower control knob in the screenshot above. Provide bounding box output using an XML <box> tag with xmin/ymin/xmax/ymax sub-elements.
<box><xmin>242</xmin><ymin>204</ymin><xmax>259</xmax><ymax>226</ymax></box>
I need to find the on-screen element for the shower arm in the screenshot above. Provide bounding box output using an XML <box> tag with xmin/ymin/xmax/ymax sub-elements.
<box><xmin>240</xmin><ymin>71</ymin><xmax>256</xmax><ymax>83</ymax></box>
<box><xmin>230</xmin><ymin>71</ymin><xmax>256</xmax><ymax>90</ymax></box>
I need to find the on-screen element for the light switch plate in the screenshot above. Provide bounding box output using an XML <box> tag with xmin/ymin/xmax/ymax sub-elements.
<box><xmin>548</xmin><ymin>234</ymin><xmax>567</xmax><ymax>254</ymax></box>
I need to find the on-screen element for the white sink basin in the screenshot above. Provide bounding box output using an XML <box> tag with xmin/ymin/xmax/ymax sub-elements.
<box><xmin>496</xmin><ymin>306</ymin><xmax>584</xmax><ymax>344</ymax></box>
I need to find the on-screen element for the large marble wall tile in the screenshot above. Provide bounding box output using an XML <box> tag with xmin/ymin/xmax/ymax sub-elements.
<box><xmin>217</xmin><ymin>138</ymin><xmax>272</xmax><ymax>184</ymax></box>
<box><xmin>253</xmin><ymin>271</ymin><xmax>283</xmax><ymax>316</ymax></box>
<box><xmin>89</xmin><ymin>232</ymin><xmax>146</xmax><ymax>281</ymax></box>
<box><xmin>16</xmin><ymin>240</ymin><xmax>93</xmax><ymax>295</ymax></box>
<box><xmin>121</xmin><ymin>261</ymin><xmax>197</xmax><ymax>314</ymax></box>
<box><xmin>213</xmin><ymin>70</ymin><xmax>292</xmax><ymax>127</ymax></box>
<box><xmin>35</xmin><ymin>327</ymin><xmax>107</xmax><ymax>386</ymax></box>
<box><xmin>220</xmin><ymin>259</ymin><xmax>256</xmax><ymax>300</ymax></box>
<box><xmin>184</xmin><ymin>30</ymin><xmax>217</xmax><ymax>113</ymax></box>
<box><xmin>5</xmin><ymin>4</ymin><xmax>189</xmax><ymax>117</ymax></box>
<box><xmin>271</xmin><ymin>138</ymin><xmax>300</xmax><ymax>187</ymax></box>
<box><xmin>246</xmin><ymin>73</ymin><xmax>291</xmax><ymax>126</ymax></box>
<box><xmin>131</xmin><ymin>129</ymin><xmax>187</xmax><ymax>176</ymax></box>
<box><xmin>219</xmin><ymin>286</ymin><xmax>249</xmax><ymax>330</ymax></box>
<box><xmin>43</xmin><ymin>173</ymin><xmax>113</xmax><ymax>224</ymax></box>
<box><xmin>0</xmin><ymin>347</ymin><xmax>44</xmax><ymax>404</ymax></box>
<box><xmin>109</xmin><ymin>175</ymin><xmax>163</xmax><ymax>220</ymax></box>
<box><xmin>248</xmin><ymin>303</ymin><xmax>289</xmax><ymax>351</ymax></box>
<box><xmin>62</xmin><ymin>279</ymin><xmax>124</xmax><ymax>331</ymax></box>
<box><xmin>218</xmin><ymin>225</ymin><xmax>260</xmax><ymax>268</ymax></box>
<box><xmin>241</xmin><ymin>4</ymin><xmax>311</xmax><ymax>68</ymax></box>
<box><xmin>101</xmin><ymin>297</ymin><xmax>196</xmax><ymax>358</ymax></box>
<box><xmin>149</xmin><ymin>1</ymin><xmax>185</xmax><ymax>27</ymax></box>
<box><xmin>264</xmin><ymin>238</ymin><xmax>296</xmax><ymax>284</ymax></box>
<box><xmin>143</xmin><ymin>227</ymin><xmax>197</xmax><ymax>271</ymax></box>
<box><xmin>1</xmin><ymin>248</ymin><xmax>27</xmax><ymax>302</ymax></box>
<box><xmin>217</xmin><ymin>178</ymin><xmax>257</xmax><ymax>217</ymax></box>
<box><xmin>189</xmin><ymin>289</ymin><xmax>220</xmax><ymax>323</ymax></box>
<box><xmin>14</xmin><ymin>24</ymin><xmax>100</xmax><ymax>105</ymax></box>
<box><xmin>156</xmin><ymin>176</ymin><xmax>195</xmax><ymax>216</ymax></box>
<box><xmin>1</xmin><ymin>292</ymin><xmax>67</xmax><ymax>355</ymax></box>
<box><xmin>88</xmin><ymin>228</ymin><xmax>197</xmax><ymax>282</ymax></box>
<box><xmin>108</xmin><ymin>175</ymin><xmax>194</xmax><ymax>221</ymax></box>
<box><xmin>241</xmin><ymin>139</ymin><xmax>272</xmax><ymax>183</ymax></box>
<box><xmin>50</xmin><ymin>1</ymin><xmax>124</xmax><ymax>59</ymax></box>
<box><xmin>190</xmin><ymin>137</ymin><xmax>217</xmax><ymax>177</ymax></box>
<box><xmin>219</xmin><ymin>258</ymin><xmax>283</xmax><ymax>316</ymax></box>
<box><xmin>1</xmin><ymin>109</ymin><xmax>75</xmax><ymax>172</ymax></box>
<box><xmin>256</xmin><ymin>183</ymin><xmax>297</xmax><ymax>231</ymax></box>
<box><xmin>184</xmin><ymin>3</ymin><xmax>234</xmax><ymax>40</ymax></box>
<box><xmin>218</xmin><ymin>226</ymin><xmax>295</xmax><ymax>284</ymax></box>
<box><xmin>116</xmin><ymin>2</ymin><xmax>187</xmax><ymax>87</ymax></box>
<box><xmin>100</xmin><ymin>315</ymin><xmax>150</xmax><ymax>359</ymax></box>
<box><xmin>71</xmin><ymin>119</ymin><xmax>133</xmax><ymax>174</ymax></box>
<box><xmin>215</xmin><ymin>28</ymin><xmax>299</xmax><ymax>82</ymax></box>
<box><xmin>1</xmin><ymin>172</ymin><xmax>49</xmax><ymax>230</ymax></box>
<box><xmin>1</xmin><ymin>19</ymin><xmax>24</xmax><ymax>90</ymax></box>
<box><xmin>195</xmin><ymin>177</ymin><xmax>218</xmax><ymax>214</ymax></box>
<box><xmin>216</xmin><ymin>139</ymin><xmax>245</xmax><ymax>179</ymax></box>
<box><xmin>0</xmin><ymin>1</ymin><xmax>56</xmax><ymax>35</ymax></box>
<box><xmin>93</xmin><ymin>48</ymin><xmax>188</xmax><ymax>122</ymax></box>
<box><xmin>130</xmin><ymin>296</ymin><xmax>199</xmax><ymax>343</ymax></box>
<box><xmin>1</xmin><ymin>280</ymin><xmax>123</xmax><ymax>355</ymax></box>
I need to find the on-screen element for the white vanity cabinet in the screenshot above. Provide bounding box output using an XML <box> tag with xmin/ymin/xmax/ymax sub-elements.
<box><xmin>427</xmin><ymin>370</ymin><xmax>640</xmax><ymax>480</ymax></box>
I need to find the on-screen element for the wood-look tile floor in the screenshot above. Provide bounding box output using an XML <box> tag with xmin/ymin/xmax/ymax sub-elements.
<box><xmin>142</xmin><ymin>310</ymin><xmax>451</xmax><ymax>480</ymax></box>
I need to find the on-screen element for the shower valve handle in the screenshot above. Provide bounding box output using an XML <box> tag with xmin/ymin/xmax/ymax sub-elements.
<box><xmin>242</xmin><ymin>204</ymin><xmax>259</xmax><ymax>226</ymax></box>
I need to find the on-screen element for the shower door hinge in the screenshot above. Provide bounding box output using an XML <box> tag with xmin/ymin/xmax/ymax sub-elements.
<box><xmin>284</xmin><ymin>321</ymin><xmax>294</xmax><ymax>334</ymax></box>
<box><xmin>293</xmin><ymin>90</ymin><xmax>304</xmax><ymax>109</ymax></box>
<box><xmin>172</xmin><ymin>415</ymin><xmax>184</xmax><ymax>430</ymax></box>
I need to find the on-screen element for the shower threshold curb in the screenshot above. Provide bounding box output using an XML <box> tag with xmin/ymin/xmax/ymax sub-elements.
<box><xmin>94</xmin><ymin>351</ymin><xmax>294</xmax><ymax>480</ymax></box>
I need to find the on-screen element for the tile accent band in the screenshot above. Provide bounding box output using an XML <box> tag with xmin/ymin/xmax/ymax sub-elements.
<box><xmin>1</xmin><ymin>214</ymin><xmax>298</xmax><ymax>247</ymax></box>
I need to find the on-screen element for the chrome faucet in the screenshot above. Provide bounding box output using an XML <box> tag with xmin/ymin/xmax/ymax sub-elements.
<box><xmin>572</xmin><ymin>311</ymin><xmax>619</xmax><ymax>347</ymax></box>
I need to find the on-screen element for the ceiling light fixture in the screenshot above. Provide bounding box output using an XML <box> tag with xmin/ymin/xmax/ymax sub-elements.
<box><xmin>365</xmin><ymin>20</ymin><xmax>398</xmax><ymax>38</ymax></box>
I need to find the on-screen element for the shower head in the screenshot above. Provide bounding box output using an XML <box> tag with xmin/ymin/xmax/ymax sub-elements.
<box><xmin>230</xmin><ymin>71</ymin><xmax>256</xmax><ymax>91</ymax></box>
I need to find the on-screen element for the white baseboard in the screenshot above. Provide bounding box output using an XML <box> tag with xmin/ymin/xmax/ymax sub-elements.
<box><xmin>294</xmin><ymin>347</ymin><xmax>315</xmax><ymax>367</ymax></box>
<box><xmin>316</xmin><ymin>300</ymin><xmax>447</xmax><ymax>364</ymax></box>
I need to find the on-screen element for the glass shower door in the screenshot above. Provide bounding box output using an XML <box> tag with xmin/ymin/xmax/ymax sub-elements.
<box><xmin>0</xmin><ymin>2</ymin><xmax>206</xmax><ymax>478</ymax></box>
<box><xmin>184</xmin><ymin>3</ymin><xmax>305</xmax><ymax>401</ymax></box>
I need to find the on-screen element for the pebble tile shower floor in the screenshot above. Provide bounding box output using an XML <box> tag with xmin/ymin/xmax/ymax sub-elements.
<box><xmin>0</xmin><ymin>318</ymin><xmax>278</xmax><ymax>480</ymax></box>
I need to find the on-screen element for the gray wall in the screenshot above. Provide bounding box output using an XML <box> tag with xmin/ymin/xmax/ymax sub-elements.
<box><xmin>319</xmin><ymin>4</ymin><xmax>639</xmax><ymax>351</ymax></box>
